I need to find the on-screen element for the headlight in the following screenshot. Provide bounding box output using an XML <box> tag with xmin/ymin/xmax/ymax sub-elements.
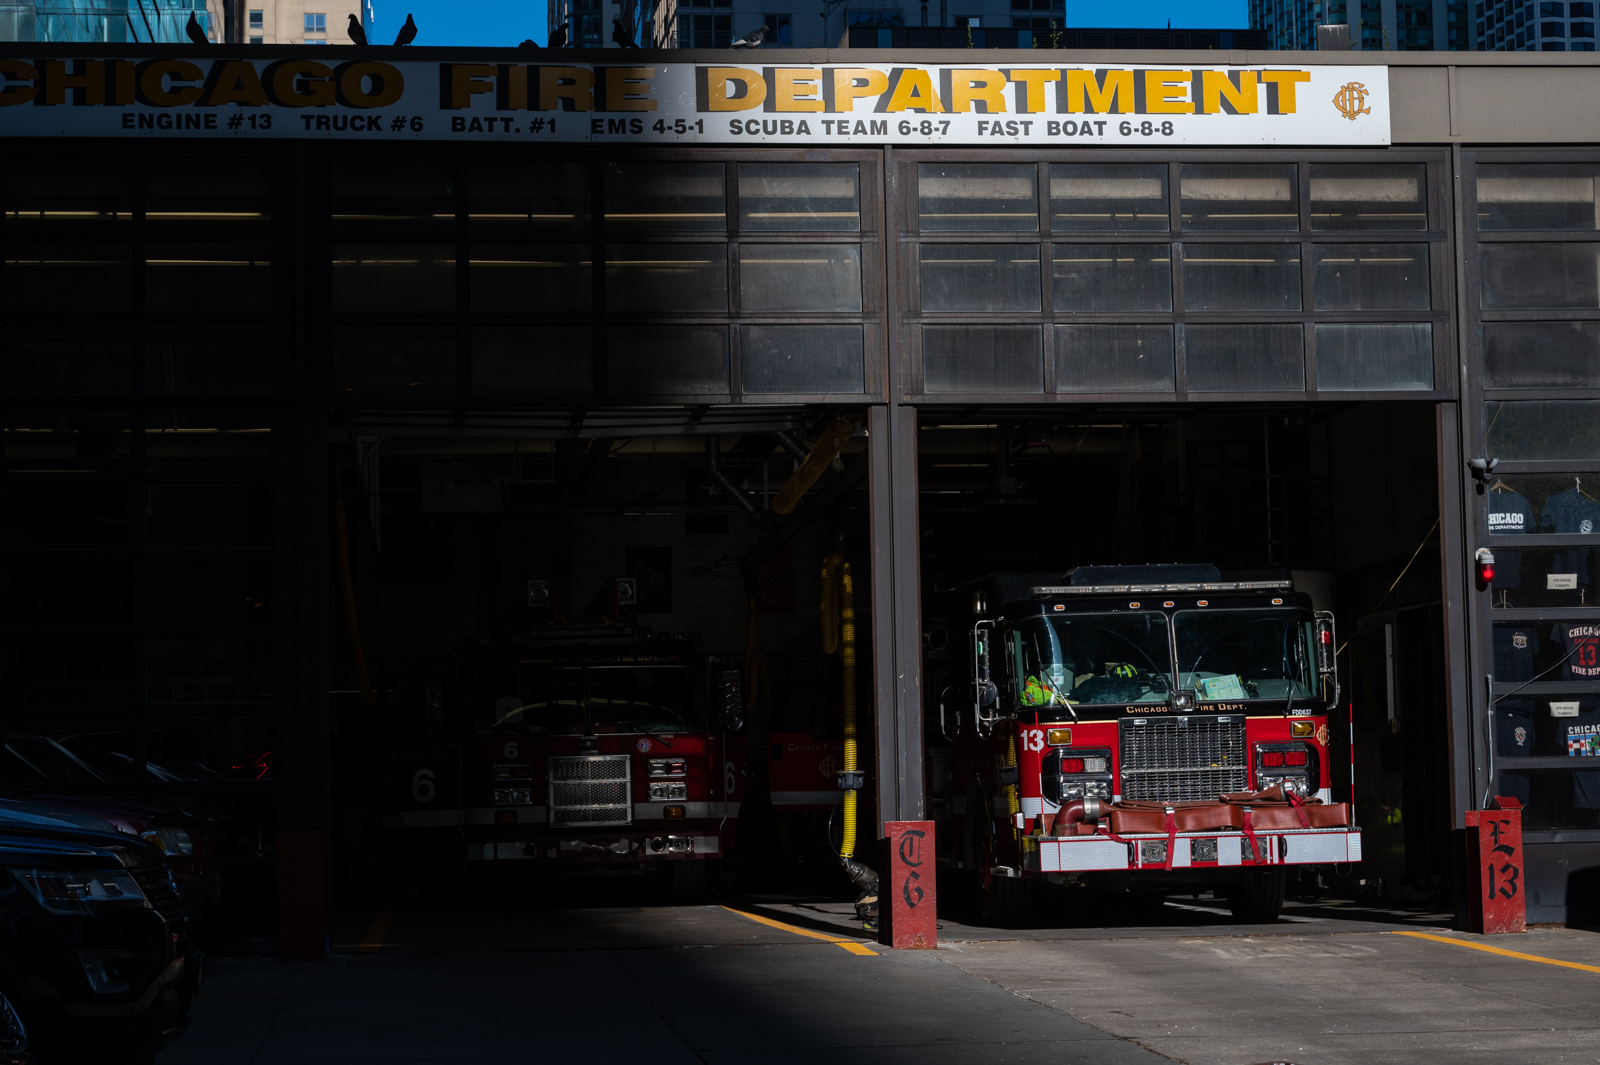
<box><xmin>492</xmin><ymin>764</ymin><xmax>532</xmax><ymax>781</ymax></box>
<box><xmin>648</xmin><ymin>782</ymin><xmax>688</xmax><ymax>801</ymax></box>
<box><xmin>10</xmin><ymin>868</ymin><xmax>148</xmax><ymax>915</ymax></box>
<box><xmin>140</xmin><ymin>827</ymin><xmax>195</xmax><ymax>857</ymax></box>
<box><xmin>492</xmin><ymin>788</ymin><xmax>533</xmax><ymax>805</ymax></box>
<box><xmin>648</xmin><ymin>759</ymin><xmax>688</xmax><ymax>777</ymax></box>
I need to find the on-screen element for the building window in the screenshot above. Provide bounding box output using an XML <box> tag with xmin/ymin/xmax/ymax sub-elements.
<box><xmin>304</xmin><ymin>12</ymin><xmax>326</xmax><ymax>33</ymax></box>
<box><xmin>1574</xmin><ymin>19</ymin><xmax>1596</xmax><ymax>32</ymax></box>
<box><xmin>764</xmin><ymin>13</ymin><xmax>791</xmax><ymax>42</ymax></box>
<box><xmin>248</xmin><ymin>8</ymin><xmax>262</xmax><ymax>28</ymax></box>
<box><xmin>304</xmin><ymin>38</ymin><xmax>326</xmax><ymax>43</ymax></box>
<box><xmin>1543</xmin><ymin>18</ymin><xmax>1566</xmax><ymax>31</ymax></box>
<box><xmin>1539</xmin><ymin>1</ymin><xmax>1563</xmax><ymax>13</ymax></box>
<box><xmin>1544</xmin><ymin>38</ymin><xmax>1568</xmax><ymax>45</ymax></box>
<box><xmin>677</xmin><ymin>13</ymin><xmax>731</xmax><ymax>45</ymax></box>
<box><xmin>1574</xmin><ymin>1</ymin><xmax>1595</xmax><ymax>13</ymax></box>
<box><xmin>248</xmin><ymin>34</ymin><xmax>263</xmax><ymax>43</ymax></box>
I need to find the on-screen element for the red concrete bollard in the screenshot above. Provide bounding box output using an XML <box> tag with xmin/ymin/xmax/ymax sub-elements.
<box><xmin>1465</xmin><ymin>796</ymin><xmax>1525</xmax><ymax>934</ymax></box>
<box><xmin>276</xmin><ymin>831</ymin><xmax>327</xmax><ymax>961</ymax></box>
<box><xmin>880</xmin><ymin>821</ymin><xmax>936</xmax><ymax>949</ymax></box>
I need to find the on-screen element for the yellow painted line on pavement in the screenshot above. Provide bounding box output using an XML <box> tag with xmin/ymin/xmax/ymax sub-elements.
<box><xmin>719</xmin><ymin>905</ymin><xmax>879</xmax><ymax>956</ymax></box>
<box><xmin>358</xmin><ymin>909</ymin><xmax>399</xmax><ymax>953</ymax></box>
<box><xmin>1392</xmin><ymin>930</ymin><xmax>1600</xmax><ymax>973</ymax></box>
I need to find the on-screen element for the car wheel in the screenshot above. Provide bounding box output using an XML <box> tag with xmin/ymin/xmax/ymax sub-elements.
<box><xmin>0</xmin><ymin>983</ymin><xmax>33</xmax><ymax>1065</ymax></box>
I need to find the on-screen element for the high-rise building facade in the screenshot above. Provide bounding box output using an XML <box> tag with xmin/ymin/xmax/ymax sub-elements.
<box><xmin>229</xmin><ymin>0</ymin><xmax>363</xmax><ymax>45</ymax></box>
<box><xmin>0</xmin><ymin>0</ymin><xmax>212</xmax><ymax>42</ymax></box>
<box><xmin>1476</xmin><ymin>0</ymin><xmax>1594</xmax><ymax>50</ymax></box>
<box><xmin>1251</xmin><ymin>0</ymin><xmax>1470</xmax><ymax>49</ymax></box>
<box><xmin>575</xmin><ymin>0</ymin><xmax>1065</xmax><ymax>49</ymax></box>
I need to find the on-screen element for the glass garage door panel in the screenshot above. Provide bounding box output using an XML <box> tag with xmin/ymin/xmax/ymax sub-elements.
<box><xmin>922</xmin><ymin>325</ymin><xmax>1042</xmax><ymax>393</ymax></box>
<box><xmin>917</xmin><ymin>163</ymin><xmax>1038</xmax><ymax>232</ymax></box>
<box><xmin>1477</xmin><ymin>163</ymin><xmax>1600</xmax><ymax>231</ymax></box>
<box><xmin>1185</xmin><ymin>324</ymin><xmax>1305</xmax><ymax>392</ymax></box>
<box><xmin>606</xmin><ymin>326</ymin><xmax>728</xmax><ymax>395</ymax></box>
<box><xmin>742</xmin><ymin>325</ymin><xmax>864</xmax><ymax>394</ymax></box>
<box><xmin>920</xmin><ymin>244</ymin><xmax>1040</xmax><ymax>312</ymax></box>
<box><xmin>1050</xmin><ymin>163</ymin><xmax>1169</xmax><ymax>232</ymax></box>
<box><xmin>1179</xmin><ymin>163</ymin><xmax>1298</xmax><ymax>231</ymax></box>
<box><xmin>1486</xmin><ymin>401</ymin><xmax>1600</xmax><ymax>461</ymax></box>
<box><xmin>1315</xmin><ymin>323</ymin><xmax>1433</xmax><ymax>391</ymax></box>
<box><xmin>1484</xmin><ymin>322</ymin><xmax>1600</xmax><ymax>389</ymax></box>
<box><xmin>1055</xmin><ymin>324</ymin><xmax>1175</xmax><ymax>393</ymax></box>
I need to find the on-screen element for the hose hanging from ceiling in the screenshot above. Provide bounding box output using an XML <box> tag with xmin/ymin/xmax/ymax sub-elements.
<box><xmin>821</xmin><ymin>540</ymin><xmax>859</xmax><ymax>859</ymax></box>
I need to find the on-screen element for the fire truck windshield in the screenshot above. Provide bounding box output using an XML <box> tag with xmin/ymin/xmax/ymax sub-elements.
<box><xmin>1012</xmin><ymin>613</ymin><xmax>1173</xmax><ymax>708</ymax></box>
<box><xmin>476</xmin><ymin>665</ymin><xmax>705</xmax><ymax>735</ymax></box>
<box><xmin>1174</xmin><ymin>609</ymin><xmax>1318</xmax><ymax>704</ymax></box>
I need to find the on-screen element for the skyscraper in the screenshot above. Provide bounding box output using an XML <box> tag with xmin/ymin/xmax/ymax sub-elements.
<box><xmin>1251</xmin><ymin>0</ymin><xmax>1470</xmax><ymax>49</ymax></box>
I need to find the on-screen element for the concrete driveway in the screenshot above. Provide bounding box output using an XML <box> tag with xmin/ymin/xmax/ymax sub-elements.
<box><xmin>160</xmin><ymin>891</ymin><xmax>1600</xmax><ymax>1065</ymax></box>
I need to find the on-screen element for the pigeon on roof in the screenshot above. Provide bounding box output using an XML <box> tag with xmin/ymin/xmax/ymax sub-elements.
<box><xmin>729</xmin><ymin>24</ymin><xmax>769</xmax><ymax>48</ymax></box>
<box><xmin>550</xmin><ymin>20</ymin><xmax>569</xmax><ymax>47</ymax></box>
<box><xmin>611</xmin><ymin>17</ymin><xmax>638</xmax><ymax>47</ymax></box>
<box><xmin>185</xmin><ymin>12</ymin><xmax>208</xmax><ymax>44</ymax></box>
<box><xmin>348</xmin><ymin>13</ymin><xmax>368</xmax><ymax>45</ymax></box>
<box><xmin>394</xmin><ymin>12</ymin><xmax>418</xmax><ymax>45</ymax></box>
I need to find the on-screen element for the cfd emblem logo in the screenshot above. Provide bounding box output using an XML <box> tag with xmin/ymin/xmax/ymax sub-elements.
<box><xmin>1513</xmin><ymin>632</ymin><xmax>1529</xmax><ymax>649</ymax></box>
<box><xmin>1333</xmin><ymin>81</ymin><xmax>1371</xmax><ymax>121</ymax></box>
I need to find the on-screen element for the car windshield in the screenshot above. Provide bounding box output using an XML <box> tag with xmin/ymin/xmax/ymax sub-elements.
<box><xmin>475</xmin><ymin>665</ymin><xmax>704</xmax><ymax>735</ymax></box>
<box><xmin>1011</xmin><ymin>612</ymin><xmax>1173</xmax><ymax>707</ymax></box>
<box><xmin>4</xmin><ymin>736</ymin><xmax>107</xmax><ymax>784</ymax></box>
<box><xmin>1174</xmin><ymin>609</ymin><xmax>1317</xmax><ymax>703</ymax></box>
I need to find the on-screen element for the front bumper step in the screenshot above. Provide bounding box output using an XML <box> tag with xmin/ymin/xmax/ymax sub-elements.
<box><xmin>468</xmin><ymin>834</ymin><xmax>721</xmax><ymax>861</ymax></box>
<box><xmin>1029</xmin><ymin>827</ymin><xmax>1361</xmax><ymax>873</ymax></box>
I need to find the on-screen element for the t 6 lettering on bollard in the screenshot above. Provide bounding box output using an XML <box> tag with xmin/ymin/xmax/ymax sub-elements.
<box><xmin>882</xmin><ymin>821</ymin><xmax>936</xmax><ymax>949</ymax></box>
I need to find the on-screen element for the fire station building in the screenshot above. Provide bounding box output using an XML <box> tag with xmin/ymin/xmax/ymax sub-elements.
<box><xmin>0</xmin><ymin>43</ymin><xmax>1597</xmax><ymax>950</ymax></box>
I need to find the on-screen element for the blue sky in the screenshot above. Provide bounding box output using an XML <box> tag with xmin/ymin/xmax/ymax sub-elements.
<box><xmin>367</xmin><ymin>0</ymin><xmax>1249</xmax><ymax>48</ymax></box>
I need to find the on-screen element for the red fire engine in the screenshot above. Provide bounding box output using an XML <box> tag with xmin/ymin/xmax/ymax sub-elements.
<box><xmin>381</xmin><ymin>622</ymin><xmax>747</xmax><ymax>902</ymax></box>
<box><xmin>936</xmin><ymin>564</ymin><xmax>1358</xmax><ymax>923</ymax></box>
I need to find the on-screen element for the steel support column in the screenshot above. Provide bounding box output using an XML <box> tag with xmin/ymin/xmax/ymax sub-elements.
<box><xmin>868</xmin><ymin>404</ymin><xmax>924</xmax><ymax>831</ymax></box>
<box><xmin>1437</xmin><ymin>401</ymin><xmax>1476</xmax><ymax>828</ymax></box>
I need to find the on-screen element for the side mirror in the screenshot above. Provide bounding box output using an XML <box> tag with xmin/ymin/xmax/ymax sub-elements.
<box><xmin>972</xmin><ymin>627</ymin><xmax>993</xmax><ymax>701</ymax></box>
<box><xmin>1314</xmin><ymin>617</ymin><xmax>1336</xmax><ymax>676</ymax></box>
<box><xmin>719</xmin><ymin>669</ymin><xmax>744</xmax><ymax>732</ymax></box>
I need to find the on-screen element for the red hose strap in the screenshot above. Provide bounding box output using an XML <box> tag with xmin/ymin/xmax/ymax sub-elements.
<box><xmin>1286</xmin><ymin>791</ymin><xmax>1310</xmax><ymax>829</ymax></box>
<box><xmin>1240</xmin><ymin>809</ymin><xmax>1263</xmax><ymax>864</ymax></box>
<box><xmin>1163</xmin><ymin>810</ymin><xmax>1177</xmax><ymax>871</ymax></box>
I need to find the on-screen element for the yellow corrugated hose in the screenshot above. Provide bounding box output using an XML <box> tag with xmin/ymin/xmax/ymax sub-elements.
<box><xmin>821</xmin><ymin>544</ymin><xmax>859</xmax><ymax>858</ymax></box>
<box><xmin>772</xmin><ymin>413</ymin><xmax>858</xmax><ymax>516</ymax></box>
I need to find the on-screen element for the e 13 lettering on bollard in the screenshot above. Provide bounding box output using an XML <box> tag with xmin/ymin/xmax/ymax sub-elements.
<box><xmin>1466</xmin><ymin>796</ymin><xmax>1526</xmax><ymax>934</ymax></box>
<box><xmin>883</xmin><ymin>821</ymin><xmax>936</xmax><ymax>950</ymax></box>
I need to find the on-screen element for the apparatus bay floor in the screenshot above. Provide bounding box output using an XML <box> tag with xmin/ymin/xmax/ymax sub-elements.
<box><xmin>160</xmin><ymin>893</ymin><xmax>1600</xmax><ymax>1065</ymax></box>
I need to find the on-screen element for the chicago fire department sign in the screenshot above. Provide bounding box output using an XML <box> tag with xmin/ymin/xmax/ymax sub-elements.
<box><xmin>0</xmin><ymin>52</ymin><xmax>1390</xmax><ymax>145</ymax></box>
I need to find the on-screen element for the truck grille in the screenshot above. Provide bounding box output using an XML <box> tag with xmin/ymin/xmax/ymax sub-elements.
<box><xmin>547</xmin><ymin>755</ymin><xmax>632</xmax><ymax>827</ymax></box>
<box><xmin>1119</xmin><ymin>716</ymin><xmax>1247</xmax><ymax>802</ymax></box>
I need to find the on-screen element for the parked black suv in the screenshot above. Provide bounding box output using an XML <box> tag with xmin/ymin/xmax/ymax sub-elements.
<box><xmin>0</xmin><ymin>808</ymin><xmax>195</xmax><ymax>1063</ymax></box>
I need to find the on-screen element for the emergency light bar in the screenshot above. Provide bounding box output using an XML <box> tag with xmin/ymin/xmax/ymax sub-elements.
<box><xmin>1029</xmin><ymin>580</ymin><xmax>1295</xmax><ymax>596</ymax></box>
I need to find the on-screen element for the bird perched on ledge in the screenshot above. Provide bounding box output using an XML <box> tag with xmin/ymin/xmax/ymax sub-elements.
<box><xmin>348</xmin><ymin>12</ymin><xmax>368</xmax><ymax>45</ymax></box>
<box><xmin>611</xmin><ymin>17</ymin><xmax>638</xmax><ymax>47</ymax></box>
<box><xmin>549</xmin><ymin>20</ymin><xmax>569</xmax><ymax>47</ymax></box>
<box><xmin>394</xmin><ymin>12</ymin><xmax>418</xmax><ymax>45</ymax></box>
<box><xmin>730</xmin><ymin>23</ymin><xmax>769</xmax><ymax>47</ymax></box>
<box><xmin>185</xmin><ymin>11</ymin><xmax>208</xmax><ymax>44</ymax></box>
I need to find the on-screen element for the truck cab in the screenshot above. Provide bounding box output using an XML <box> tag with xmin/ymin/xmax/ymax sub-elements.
<box><xmin>937</xmin><ymin>564</ymin><xmax>1357</xmax><ymax>923</ymax></box>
